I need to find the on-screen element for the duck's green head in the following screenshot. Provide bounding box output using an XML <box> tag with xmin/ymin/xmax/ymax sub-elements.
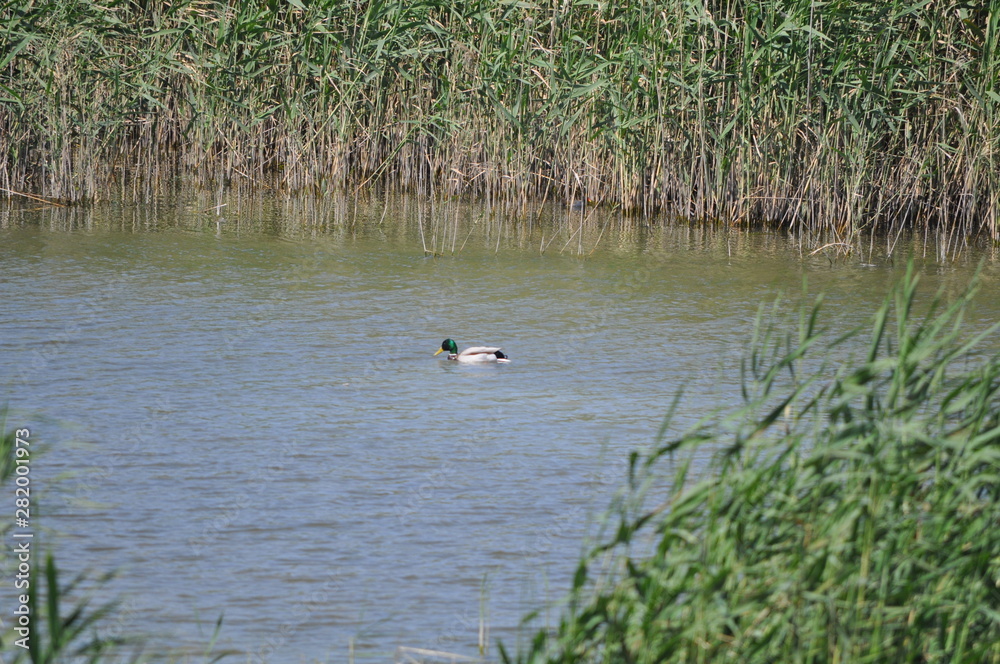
<box><xmin>434</xmin><ymin>338</ymin><xmax>459</xmax><ymax>356</ymax></box>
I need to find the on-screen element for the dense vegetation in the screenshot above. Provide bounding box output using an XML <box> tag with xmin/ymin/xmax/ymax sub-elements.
<box><xmin>1</xmin><ymin>0</ymin><xmax>998</xmax><ymax>239</ymax></box>
<box><xmin>507</xmin><ymin>267</ymin><xmax>1000</xmax><ymax>663</ymax></box>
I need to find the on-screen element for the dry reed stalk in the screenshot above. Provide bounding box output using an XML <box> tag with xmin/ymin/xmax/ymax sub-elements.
<box><xmin>0</xmin><ymin>0</ymin><xmax>996</xmax><ymax>249</ymax></box>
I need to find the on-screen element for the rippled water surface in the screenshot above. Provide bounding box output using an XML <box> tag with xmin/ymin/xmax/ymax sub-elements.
<box><xmin>1</xmin><ymin>196</ymin><xmax>997</xmax><ymax>661</ymax></box>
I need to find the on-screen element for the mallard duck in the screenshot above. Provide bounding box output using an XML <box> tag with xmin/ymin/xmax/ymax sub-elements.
<box><xmin>434</xmin><ymin>338</ymin><xmax>511</xmax><ymax>363</ymax></box>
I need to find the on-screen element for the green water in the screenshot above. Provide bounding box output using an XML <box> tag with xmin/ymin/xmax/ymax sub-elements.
<box><xmin>1</xmin><ymin>194</ymin><xmax>997</xmax><ymax>661</ymax></box>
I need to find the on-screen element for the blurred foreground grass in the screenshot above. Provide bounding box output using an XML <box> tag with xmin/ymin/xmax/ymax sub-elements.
<box><xmin>508</xmin><ymin>265</ymin><xmax>1000</xmax><ymax>664</ymax></box>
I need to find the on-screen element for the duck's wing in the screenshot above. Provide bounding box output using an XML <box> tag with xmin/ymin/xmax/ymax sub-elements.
<box><xmin>459</xmin><ymin>346</ymin><xmax>503</xmax><ymax>357</ymax></box>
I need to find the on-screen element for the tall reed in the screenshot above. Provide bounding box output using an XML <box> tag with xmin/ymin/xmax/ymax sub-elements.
<box><xmin>504</xmin><ymin>266</ymin><xmax>1000</xmax><ymax>663</ymax></box>
<box><xmin>1</xmin><ymin>0</ymin><xmax>998</xmax><ymax>241</ymax></box>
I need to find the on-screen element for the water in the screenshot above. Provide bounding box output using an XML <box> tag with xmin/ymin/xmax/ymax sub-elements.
<box><xmin>1</xmin><ymin>195</ymin><xmax>997</xmax><ymax>662</ymax></box>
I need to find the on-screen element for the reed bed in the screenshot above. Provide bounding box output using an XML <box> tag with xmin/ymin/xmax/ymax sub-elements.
<box><xmin>506</xmin><ymin>266</ymin><xmax>1000</xmax><ymax>663</ymax></box>
<box><xmin>1</xmin><ymin>0</ymin><xmax>998</xmax><ymax>240</ymax></box>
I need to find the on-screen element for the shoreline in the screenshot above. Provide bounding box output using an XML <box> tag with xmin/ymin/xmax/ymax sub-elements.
<box><xmin>1</xmin><ymin>0</ymin><xmax>997</xmax><ymax>241</ymax></box>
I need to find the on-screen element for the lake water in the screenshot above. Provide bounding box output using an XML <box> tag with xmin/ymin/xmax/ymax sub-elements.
<box><xmin>1</xmin><ymin>193</ymin><xmax>997</xmax><ymax>662</ymax></box>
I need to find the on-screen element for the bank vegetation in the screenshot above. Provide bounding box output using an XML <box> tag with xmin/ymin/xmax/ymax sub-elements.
<box><xmin>509</xmin><ymin>267</ymin><xmax>1000</xmax><ymax>663</ymax></box>
<box><xmin>1</xmin><ymin>0</ymin><xmax>998</xmax><ymax>241</ymax></box>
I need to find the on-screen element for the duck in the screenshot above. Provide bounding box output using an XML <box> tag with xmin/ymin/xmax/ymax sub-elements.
<box><xmin>434</xmin><ymin>338</ymin><xmax>511</xmax><ymax>363</ymax></box>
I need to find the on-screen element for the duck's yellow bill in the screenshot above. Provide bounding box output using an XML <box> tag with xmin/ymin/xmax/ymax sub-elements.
<box><xmin>433</xmin><ymin>348</ymin><xmax>445</xmax><ymax>356</ymax></box>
